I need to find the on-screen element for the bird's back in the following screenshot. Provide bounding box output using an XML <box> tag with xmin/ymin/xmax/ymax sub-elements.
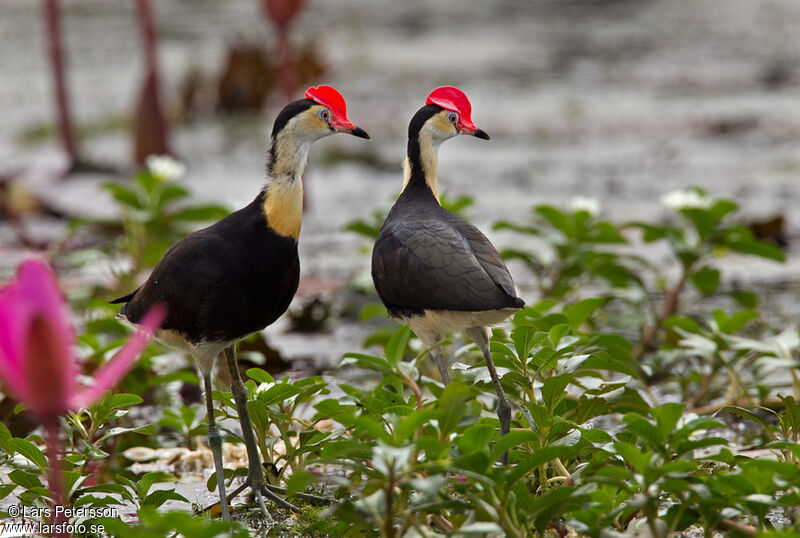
<box><xmin>372</xmin><ymin>188</ymin><xmax>524</xmax><ymax>318</ymax></box>
<box><xmin>115</xmin><ymin>191</ymin><xmax>300</xmax><ymax>344</ymax></box>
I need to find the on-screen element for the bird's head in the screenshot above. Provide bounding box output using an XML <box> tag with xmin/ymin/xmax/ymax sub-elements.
<box><xmin>410</xmin><ymin>86</ymin><xmax>491</xmax><ymax>145</ymax></box>
<box><xmin>271</xmin><ymin>85</ymin><xmax>370</xmax><ymax>143</ymax></box>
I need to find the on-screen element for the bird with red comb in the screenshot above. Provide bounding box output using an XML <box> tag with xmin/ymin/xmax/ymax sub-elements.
<box><xmin>372</xmin><ymin>86</ymin><xmax>523</xmax><ymax>464</ymax></box>
<box><xmin>112</xmin><ymin>85</ymin><xmax>368</xmax><ymax>518</ymax></box>
<box><xmin>425</xmin><ymin>86</ymin><xmax>491</xmax><ymax>139</ymax></box>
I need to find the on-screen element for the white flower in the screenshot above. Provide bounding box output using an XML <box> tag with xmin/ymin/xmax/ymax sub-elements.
<box><xmin>256</xmin><ymin>381</ymin><xmax>275</xmax><ymax>394</ymax></box>
<box><xmin>145</xmin><ymin>155</ymin><xmax>186</xmax><ymax>182</ymax></box>
<box><xmin>661</xmin><ymin>189</ymin><xmax>711</xmax><ymax>211</ymax></box>
<box><xmin>569</xmin><ymin>196</ymin><xmax>600</xmax><ymax>216</ymax></box>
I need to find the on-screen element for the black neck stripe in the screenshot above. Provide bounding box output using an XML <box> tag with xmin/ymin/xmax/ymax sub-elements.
<box><xmin>405</xmin><ymin>104</ymin><xmax>442</xmax><ymax>192</ymax></box>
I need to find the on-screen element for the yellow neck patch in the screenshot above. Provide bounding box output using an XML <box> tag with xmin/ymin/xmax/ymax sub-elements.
<box><xmin>263</xmin><ymin>178</ymin><xmax>303</xmax><ymax>239</ymax></box>
<box><xmin>401</xmin><ymin>127</ymin><xmax>440</xmax><ymax>202</ymax></box>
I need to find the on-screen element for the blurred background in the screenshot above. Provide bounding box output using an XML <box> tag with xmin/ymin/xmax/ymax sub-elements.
<box><xmin>1</xmin><ymin>0</ymin><xmax>799</xmax><ymax>369</ymax></box>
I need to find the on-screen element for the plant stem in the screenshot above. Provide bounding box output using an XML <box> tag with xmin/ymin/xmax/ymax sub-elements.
<box><xmin>633</xmin><ymin>265</ymin><xmax>692</xmax><ymax>362</ymax></box>
<box><xmin>43</xmin><ymin>0</ymin><xmax>79</xmax><ymax>168</ymax></box>
<box><xmin>45</xmin><ymin>417</ymin><xmax>67</xmax><ymax>538</ymax></box>
<box><xmin>383</xmin><ymin>469</ymin><xmax>395</xmax><ymax>538</ymax></box>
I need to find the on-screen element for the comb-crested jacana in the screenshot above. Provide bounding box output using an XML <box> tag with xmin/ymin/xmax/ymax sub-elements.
<box><xmin>371</xmin><ymin>87</ymin><xmax>524</xmax><ymax>464</ymax></box>
<box><xmin>112</xmin><ymin>85</ymin><xmax>369</xmax><ymax>517</ymax></box>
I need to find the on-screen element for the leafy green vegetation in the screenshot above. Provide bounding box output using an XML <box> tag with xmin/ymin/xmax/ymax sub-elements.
<box><xmin>1</xmin><ymin>180</ymin><xmax>798</xmax><ymax>537</ymax></box>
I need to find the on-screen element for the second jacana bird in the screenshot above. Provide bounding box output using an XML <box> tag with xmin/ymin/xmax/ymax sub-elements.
<box><xmin>371</xmin><ymin>87</ymin><xmax>524</xmax><ymax>463</ymax></box>
<box><xmin>112</xmin><ymin>85</ymin><xmax>369</xmax><ymax>518</ymax></box>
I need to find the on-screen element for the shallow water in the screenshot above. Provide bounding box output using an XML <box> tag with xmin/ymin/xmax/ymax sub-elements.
<box><xmin>1</xmin><ymin>0</ymin><xmax>800</xmax><ymax>369</ymax></box>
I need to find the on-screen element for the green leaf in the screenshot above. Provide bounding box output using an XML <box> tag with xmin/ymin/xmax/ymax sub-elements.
<box><xmin>654</xmin><ymin>403</ymin><xmax>685</xmax><ymax>439</ymax></box>
<box><xmin>549</xmin><ymin>324</ymin><xmax>571</xmax><ymax>347</ymax></box>
<box><xmin>286</xmin><ymin>470</ymin><xmax>315</xmax><ymax>496</ymax></box>
<box><xmin>614</xmin><ymin>442</ymin><xmax>651</xmax><ymax>473</ymax></box>
<box><xmin>542</xmin><ymin>375</ymin><xmax>571</xmax><ymax>411</ymax></box>
<box><xmin>490</xmin><ymin>430</ymin><xmax>538</xmax><ymax>461</ymax></box>
<box><xmin>722</xmin><ymin>226</ymin><xmax>785</xmax><ymax>261</ymax></box>
<box><xmin>359</xmin><ymin>303</ymin><xmax>388</xmax><ymax>321</ymax></box>
<box><xmin>336</xmin><ymin>416</ymin><xmax>391</xmax><ymax>443</ymax></box>
<box><xmin>245</xmin><ymin>368</ymin><xmax>274</xmax><ymax>385</ymax></box>
<box><xmin>258</xmin><ymin>384</ymin><xmax>302</xmax><ymax>406</ymax></box>
<box><xmin>395</xmin><ymin>409</ymin><xmax>438</xmax><ymax>442</ymax></box>
<box><xmin>11</xmin><ymin>438</ymin><xmax>47</xmax><ymax>470</ymax></box>
<box><xmin>0</xmin><ymin>484</ymin><xmax>17</xmax><ymax>500</ymax></box>
<box><xmin>142</xmin><ymin>488</ymin><xmax>190</xmax><ymax>508</ymax></box>
<box><xmin>712</xmin><ymin>309</ymin><xmax>758</xmax><ymax>334</ymax></box>
<box><xmin>0</xmin><ymin>422</ymin><xmax>11</xmax><ymax>453</ymax></box>
<box><xmin>563</xmin><ymin>298</ymin><xmax>607</xmax><ymax>329</ymax></box>
<box><xmin>8</xmin><ymin>469</ymin><xmax>42</xmax><ymax>489</ymax></box>
<box><xmin>720</xmin><ymin>406</ymin><xmax>778</xmax><ymax>438</ymax></box>
<box><xmin>456</xmin><ymin>423</ymin><xmax>496</xmax><ymax>454</ymax></box>
<box><xmin>438</xmin><ymin>382</ymin><xmax>471</xmax><ymax>435</ymax></box>
<box><xmin>511</xmin><ymin>325</ymin><xmax>539</xmax><ymax>363</ymax></box>
<box><xmin>139</xmin><ymin>472</ymin><xmax>175</xmax><ymax>499</ymax></box>
<box><xmin>105</xmin><ymin>393</ymin><xmax>144</xmax><ymax>409</ymax></box>
<box><xmin>690</xmin><ymin>266</ymin><xmax>720</xmax><ymax>295</ymax></box>
<box><xmin>535</xmin><ymin>205</ymin><xmax>573</xmax><ymax>237</ymax></box>
<box><xmin>96</xmin><ymin>424</ymin><xmax>156</xmax><ymax>445</ymax></box>
<box><xmin>729</xmin><ymin>291</ymin><xmax>758</xmax><ymax>308</ymax></box>
<box><xmin>507</xmin><ymin>445</ymin><xmax>577</xmax><ymax>484</ymax></box>
<box><xmin>385</xmin><ymin>325</ymin><xmax>411</xmax><ymax>367</ymax></box>
<box><xmin>157</xmin><ymin>184</ymin><xmax>190</xmax><ymax>205</ymax></box>
<box><xmin>103</xmin><ymin>183</ymin><xmax>141</xmax><ymax>209</ymax></box>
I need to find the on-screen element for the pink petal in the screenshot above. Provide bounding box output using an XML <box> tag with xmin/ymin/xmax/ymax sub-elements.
<box><xmin>72</xmin><ymin>304</ymin><xmax>165</xmax><ymax>410</ymax></box>
<box><xmin>0</xmin><ymin>283</ymin><xmax>34</xmax><ymax>404</ymax></box>
<box><xmin>0</xmin><ymin>259</ymin><xmax>74</xmax><ymax>407</ymax></box>
<box><xmin>18</xmin><ymin>260</ymin><xmax>76</xmax><ymax>386</ymax></box>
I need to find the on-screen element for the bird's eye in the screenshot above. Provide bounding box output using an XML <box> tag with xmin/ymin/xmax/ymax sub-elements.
<box><xmin>447</xmin><ymin>112</ymin><xmax>458</xmax><ymax>125</ymax></box>
<box><xmin>319</xmin><ymin>109</ymin><xmax>330</xmax><ymax>122</ymax></box>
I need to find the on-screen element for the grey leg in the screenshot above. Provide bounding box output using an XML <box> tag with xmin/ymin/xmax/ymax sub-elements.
<box><xmin>430</xmin><ymin>346</ymin><xmax>451</xmax><ymax>385</ymax></box>
<box><xmin>222</xmin><ymin>345</ymin><xmax>268</xmax><ymax>515</ymax></box>
<box><xmin>223</xmin><ymin>346</ymin><xmax>301</xmax><ymax>514</ymax></box>
<box><xmin>203</xmin><ymin>372</ymin><xmax>229</xmax><ymax>520</ymax></box>
<box><xmin>466</xmin><ymin>327</ymin><xmax>511</xmax><ymax>465</ymax></box>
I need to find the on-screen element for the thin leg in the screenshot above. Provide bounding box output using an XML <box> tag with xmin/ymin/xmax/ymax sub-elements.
<box><xmin>430</xmin><ymin>346</ymin><xmax>451</xmax><ymax>385</ymax></box>
<box><xmin>223</xmin><ymin>345</ymin><xmax>268</xmax><ymax>515</ymax></box>
<box><xmin>222</xmin><ymin>346</ymin><xmax>302</xmax><ymax>514</ymax></box>
<box><xmin>466</xmin><ymin>327</ymin><xmax>511</xmax><ymax>465</ymax></box>
<box><xmin>203</xmin><ymin>372</ymin><xmax>229</xmax><ymax>520</ymax></box>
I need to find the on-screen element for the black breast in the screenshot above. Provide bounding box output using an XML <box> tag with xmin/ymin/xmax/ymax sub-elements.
<box><xmin>117</xmin><ymin>191</ymin><xmax>300</xmax><ymax>344</ymax></box>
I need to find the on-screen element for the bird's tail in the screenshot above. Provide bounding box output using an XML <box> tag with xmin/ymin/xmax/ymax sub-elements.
<box><xmin>109</xmin><ymin>290</ymin><xmax>137</xmax><ymax>304</ymax></box>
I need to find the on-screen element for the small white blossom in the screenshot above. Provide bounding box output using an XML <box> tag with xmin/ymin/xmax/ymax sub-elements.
<box><xmin>661</xmin><ymin>189</ymin><xmax>711</xmax><ymax>211</ymax></box>
<box><xmin>145</xmin><ymin>155</ymin><xmax>186</xmax><ymax>182</ymax></box>
<box><xmin>256</xmin><ymin>381</ymin><xmax>275</xmax><ymax>394</ymax></box>
<box><xmin>570</xmin><ymin>196</ymin><xmax>600</xmax><ymax>216</ymax></box>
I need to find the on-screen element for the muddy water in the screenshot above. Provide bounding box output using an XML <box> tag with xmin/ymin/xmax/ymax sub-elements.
<box><xmin>2</xmin><ymin>0</ymin><xmax>800</xmax><ymax>367</ymax></box>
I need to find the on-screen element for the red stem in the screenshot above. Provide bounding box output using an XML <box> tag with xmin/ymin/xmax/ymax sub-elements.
<box><xmin>276</xmin><ymin>26</ymin><xmax>295</xmax><ymax>102</ymax></box>
<box><xmin>133</xmin><ymin>0</ymin><xmax>170</xmax><ymax>162</ymax></box>
<box><xmin>43</xmin><ymin>0</ymin><xmax>78</xmax><ymax>165</ymax></box>
<box><xmin>45</xmin><ymin>417</ymin><xmax>67</xmax><ymax>538</ymax></box>
<box><xmin>136</xmin><ymin>0</ymin><xmax>158</xmax><ymax>78</ymax></box>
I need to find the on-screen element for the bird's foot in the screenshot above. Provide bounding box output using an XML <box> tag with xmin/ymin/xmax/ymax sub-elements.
<box><xmin>211</xmin><ymin>472</ymin><xmax>302</xmax><ymax>516</ymax></box>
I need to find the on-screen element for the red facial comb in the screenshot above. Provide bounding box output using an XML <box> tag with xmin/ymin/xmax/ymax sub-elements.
<box><xmin>426</xmin><ymin>86</ymin><xmax>478</xmax><ymax>132</ymax></box>
<box><xmin>305</xmin><ymin>85</ymin><xmax>353</xmax><ymax>128</ymax></box>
